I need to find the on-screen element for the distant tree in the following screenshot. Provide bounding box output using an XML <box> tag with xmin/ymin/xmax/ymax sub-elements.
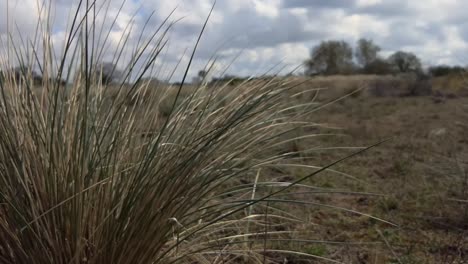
<box><xmin>14</xmin><ymin>65</ymin><xmax>40</xmax><ymax>80</ymax></box>
<box><xmin>388</xmin><ymin>51</ymin><xmax>422</xmax><ymax>73</ymax></box>
<box><xmin>363</xmin><ymin>58</ymin><xmax>394</xmax><ymax>75</ymax></box>
<box><xmin>0</xmin><ymin>65</ymin><xmax>42</xmax><ymax>85</ymax></box>
<box><xmin>49</xmin><ymin>77</ymin><xmax>67</xmax><ymax>86</ymax></box>
<box><xmin>192</xmin><ymin>70</ymin><xmax>208</xmax><ymax>84</ymax></box>
<box><xmin>210</xmin><ymin>74</ymin><xmax>246</xmax><ymax>86</ymax></box>
<box><xmin>355</xmin><ymin>38</ymin><xmax>381</xmax><ymax>68</ymax></box>
<box><xmin>97</xmin><ymin>62</ymin><xmax>122</xmax><ymax>85</ymax></box>
<box><xmin>305</xmin><ymin>40</ymin><xmax>355</xmax><ymax>75</ymax></box>
<box><xmin>198</xmin><ymin>70</ymin><xmax>207</xmax><ymax>80</ymax></box>
<box><xmin>428</xmin><ymin>65</ymin><xmax>465</xmax><ymax>77</ymax></box>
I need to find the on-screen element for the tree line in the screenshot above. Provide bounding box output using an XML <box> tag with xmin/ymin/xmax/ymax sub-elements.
<box><xmin>304</xmin><ymin>38</ymin><xmax>466</xmax><ymax>77</ymax></box>
<box><xmin>0</xmin><ymin>62</ymin><xmax>120</xmax><ymax>86</ymax></box>
<box><xmin>2</xmin><ymin>39</ymin><xmax>466</xmax><ymax>87</ymax></box>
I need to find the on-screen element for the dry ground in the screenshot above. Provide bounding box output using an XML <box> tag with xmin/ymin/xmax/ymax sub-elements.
<box><xmin>273</xmin><ymin>75</ymin><xmax>468</xmax><ymax>263</ymax></box>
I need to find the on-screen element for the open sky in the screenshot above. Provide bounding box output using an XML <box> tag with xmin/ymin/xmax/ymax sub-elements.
<box><xmin>1</xmin><ymin>0</ymin><xmax>467</xmax><ymax>81</ymax></box>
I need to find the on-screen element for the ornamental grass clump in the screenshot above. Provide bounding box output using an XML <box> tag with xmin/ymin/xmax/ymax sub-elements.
<box><xmin>0</xmin><ymin>1</ymin><xmax>381</xmax><ymax>263</ymax></box>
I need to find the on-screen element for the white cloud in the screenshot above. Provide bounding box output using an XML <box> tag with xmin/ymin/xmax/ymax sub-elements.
<box><xmin>1</xmin><ymin>0</ymin><xmax>467</xmax><ymax>81</ymax></box>
<box><xmin>356</xmin><ymin>0</ymin><xmax>382</xmax><ymax>7</ymax></box>
<box><xmin>330</xmin><ymin>14</ymin><xmax>390</xmax><ymax>40</ymax></box>
<box><xmin>253</xmin><ymin>0</ymin><xmax>281</xmax><ymax>18</ymax></box>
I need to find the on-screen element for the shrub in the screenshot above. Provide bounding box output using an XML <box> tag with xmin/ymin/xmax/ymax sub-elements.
<box><xmin>406</xmin><ymin>78</ymin><xmax>432</xmax><ymax>96</ymax></box>
<box><xmin>367</xmin><ymin>74</ymin><xmax>432</xmax><ymax>97</ymax></box>
<box><xmin>363</xmin><ymin>59</ymin><xmax>395</xmax><ymax>75</ymax></box>
<box><xmin>429</xmin><ymin>65</ymin><xmax>466</xmax><ymax>77</ymax></box>
<box><xmin>210</xmin><ymin>74</ymin><xmax>247</xmax><ymax>86</ymax></box>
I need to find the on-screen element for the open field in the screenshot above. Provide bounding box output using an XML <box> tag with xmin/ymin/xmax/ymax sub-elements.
<box><xmin>109</xmin><ymin>74</ymin><xmax>468</xmax><ymax>263</ymax></box>
<box><xmin>2</xmin><ymin>67</ymin><xmax>468</xmax><ymax>263</ymax></box>
<box><xmin>258</xmin><ymin>75</ymin><xmax>468</xmax><ymax>263</ymax></box>
<box><xmin>1</xmin><ymin>2</ymin><xmax>467</xmax><ymax>261</ymax></box>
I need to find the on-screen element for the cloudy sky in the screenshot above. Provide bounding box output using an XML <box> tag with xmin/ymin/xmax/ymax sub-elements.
<box><xmin>1</xmin><ymin>0</ymin><xmax>467</xmax><ymax>81</ymax></box>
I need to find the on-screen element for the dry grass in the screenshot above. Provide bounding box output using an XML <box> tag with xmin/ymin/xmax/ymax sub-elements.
<box><xmin>0</xmin><ymin>1</ymin><xmax>382</xmax><ymax>263</ymax></box>
<box><xmin>2</xmin><ymin>1</ymin><xmax>464</xmax><ymax>263</ymax></box>
<box><xmin>432</xmin><ymin>73</ymin><xmax>468</xmax><ymax>95</ymax></box>
<box><xmin>279</xmin><ymin>81</ymin><xmax>468</xmax><ymax>263</ymax></box>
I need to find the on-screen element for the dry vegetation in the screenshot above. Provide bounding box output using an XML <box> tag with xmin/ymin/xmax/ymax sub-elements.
<box><xmin>125</xmin><ymin>74</ymin><xmax>468</xmax><ymax>263</ymax></box>
<box><xmin>265</xmin><ymin>74</ymin><xmax>468</xmax><ymax>263</ymax></box>
<box><xmin>1</xmin><ymin>1</ymin><xmax>467</xmax><ymax>263</ymax></box>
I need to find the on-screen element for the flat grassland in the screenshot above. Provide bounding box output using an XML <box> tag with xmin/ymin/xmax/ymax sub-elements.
<box><xmin>141</xmin><ymin>74</ymin><xmax>468</xmax><ymax>263</ymax></box>
<box><xmin>264</xmin><ymin>74</ymin><xmax>468</xmax><ymax>263</ymax></box>
<box><xmin>2</xmin><ymin>73</ymin><xmax>467</xmax><ymax>263</ymax></box>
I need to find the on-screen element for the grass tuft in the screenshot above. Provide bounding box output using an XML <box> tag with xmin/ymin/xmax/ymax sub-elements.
<box><xmin>0</xmin><ymin>1</ymin><xmax>382</xmax><ymax>263</ymax></box>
